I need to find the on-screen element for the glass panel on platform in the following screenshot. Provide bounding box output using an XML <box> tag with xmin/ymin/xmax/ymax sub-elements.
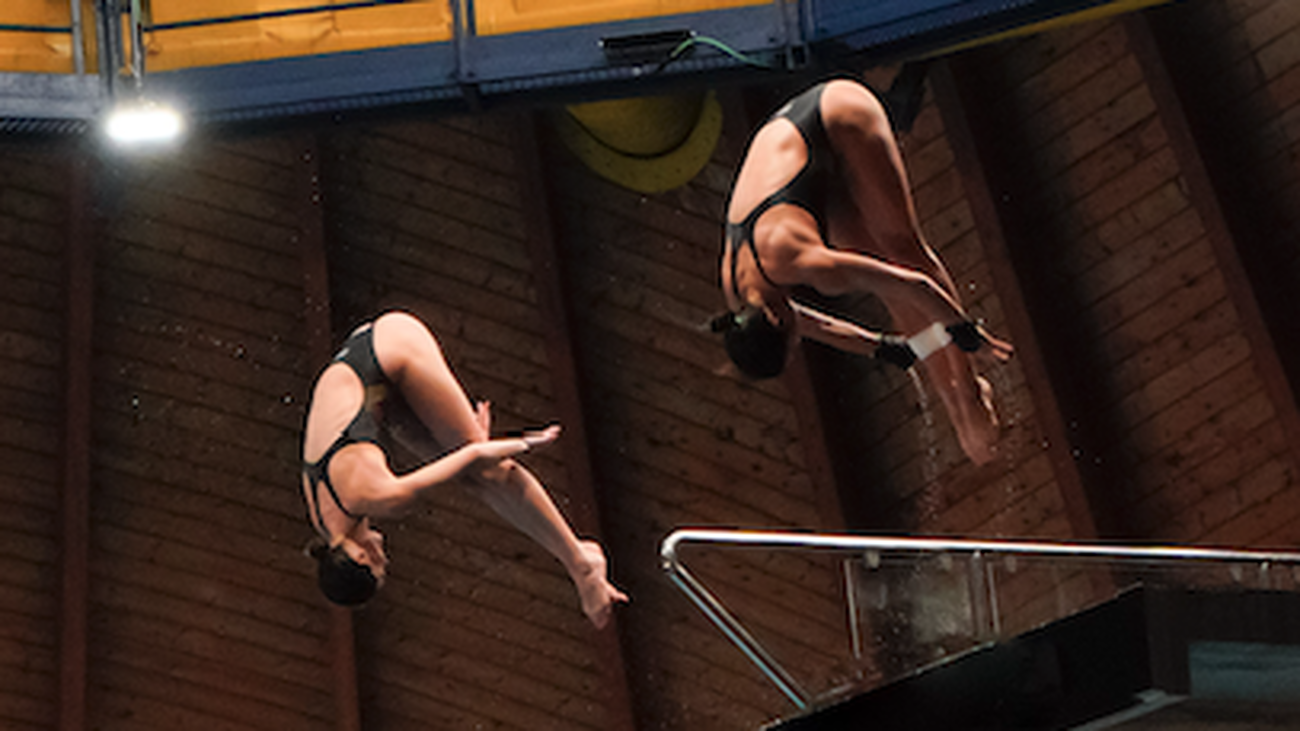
<box><xmin>661</xmin><ymin>530</ymin><xmax>1300</xmax><ymax>712</ymax></box>
<box><xmin>844</xmin><ymin>549</ymin><xmax>1296</xmax><ymax>688</ymax></box>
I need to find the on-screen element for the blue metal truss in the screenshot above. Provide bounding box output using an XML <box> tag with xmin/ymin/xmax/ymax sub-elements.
<box><xmin>0</xmin><ymin>0</ymin><xmax>1157</xmax><ymax>133</ymax></box>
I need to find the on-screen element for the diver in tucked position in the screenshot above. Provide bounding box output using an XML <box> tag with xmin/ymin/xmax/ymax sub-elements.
<box><xmin>715</xmin><ymin>77</ymin><xmax>1014</xmax><ymax>464</ymax></box>
<box><xmin>301</xmin><ymin>310</ymin><xmax>627</xmax><ymax>627</ymax></box>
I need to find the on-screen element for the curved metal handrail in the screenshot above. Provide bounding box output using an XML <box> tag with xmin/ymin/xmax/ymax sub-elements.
<box><xmin>659</xmin><ymin>528</ymin><xmax>1300</xmax><ymax>711</ymax></box>
<box><xmin>662</xmin><ymin>528</ymin><xmax>1300</xmax><ymax>566</ymax></box>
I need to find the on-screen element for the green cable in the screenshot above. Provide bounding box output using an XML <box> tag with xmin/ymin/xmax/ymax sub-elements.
<box><xmin>654</xmin><ymin>34</ymin><xmax>775</xmax><ymax>73</ymax></box>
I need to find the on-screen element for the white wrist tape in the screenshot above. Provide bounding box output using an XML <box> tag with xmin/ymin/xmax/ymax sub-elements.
<box><xmin>906</xmin><ymin>322</ymin><xmax>952</xmax><ymax>361</ymax></box>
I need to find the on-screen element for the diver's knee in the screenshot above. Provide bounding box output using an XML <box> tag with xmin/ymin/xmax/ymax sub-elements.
<box><xmin>474</xmin><ymin>457</ymin><xmax>519</xmax><ymax>487</ymax></box>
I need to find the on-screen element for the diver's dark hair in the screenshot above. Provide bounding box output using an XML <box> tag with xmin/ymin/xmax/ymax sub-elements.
<box><xmin>308</xmin><ymin>540</ymin><xmax>378</xmax><ymax>607</ymax></box>
<box><xmin>710</xmin><ymin>306</ymin><xmax>788</xmax><ymax>380</ymax></box>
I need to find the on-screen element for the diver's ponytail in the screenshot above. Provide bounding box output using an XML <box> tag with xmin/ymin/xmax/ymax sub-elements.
<box><xmin>713</xmin><ymin>306</ymin><xmax>787</xmax><ymax>379</ymax></box>
<box><xmin>709</xmin><ymin>311</ymin><xmax>739</xmax><ymax>333</ymax></box>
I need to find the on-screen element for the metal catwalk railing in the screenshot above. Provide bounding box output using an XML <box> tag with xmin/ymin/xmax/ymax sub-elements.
<box><xmin>659</xmin><ymin>528</ymin><xmax>1300</xmax><ymax>711</ymax></box>
<box><xmin>1</xmin><ymin>0</ymin><xmax>87</xmax><ymax>74</ymax></box>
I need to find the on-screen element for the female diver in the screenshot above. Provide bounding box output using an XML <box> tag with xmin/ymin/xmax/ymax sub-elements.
<box><xmin>300</xmin><ymin>310</ymin><xmax>627</xmax><ymax>628</ymax></box>
<box><xmin>716</xmin><ymin>78</ymin><xmax>1014</xmax><ymax>464</ymax></box>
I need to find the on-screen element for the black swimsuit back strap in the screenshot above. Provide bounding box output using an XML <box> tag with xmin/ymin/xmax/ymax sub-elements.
<box><xmin>764</xmin><ymin>82</ymin><xmax>835</xmax><ymax>229</ymax></box>
<box><xmin>304</xmin><ymin>435</ymin><xmax>362</xmax><ymax>528</ymax></box>
<box><xmin>726</xmin><ymin>206</ymin><xmax>784</xmax><ymax>297</ymax></box>
<box><xmin>334</xmin><ymin>324</ymin><xmax>386</xmax><ymax>387</ymax></box>
<box><xmin>725</xmin><ymin>82</ymin><xmax>841</xmax><ymax>299</ymax></box>
<box><xmin>302</xmin><ymin>322</ymin><xmax>391</xmax><ymax>535</ymax></box>
<box><xmin>776</xmin><ymin>82</ymin><xmax>834</xmax><ymax>168</ymax></box>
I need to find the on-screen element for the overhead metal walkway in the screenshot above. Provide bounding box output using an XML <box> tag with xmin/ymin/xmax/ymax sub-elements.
<box><xmin>0</xmin><ymin>0</ymin><xmax>1169</xmax><ymax>132</ymax></box>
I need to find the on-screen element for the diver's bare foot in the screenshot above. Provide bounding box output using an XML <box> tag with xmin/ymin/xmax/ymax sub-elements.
<box><xmin>573</xmin><ymin>540</ymin><xmax>629</xmax><ymax>629</ymax></box>
<box><xmin>954</xmin><ymin>374</ymin><xmax>1000</xmax><ymax>465</ymax></box>
<box><xmin>972</xmin><ymin>325</ymin><xmax>1015</xmax><ymax>366</ymax></box>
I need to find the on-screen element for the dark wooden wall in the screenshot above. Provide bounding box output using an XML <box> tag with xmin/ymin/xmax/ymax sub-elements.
<box><xmin>1</xmin><ymin>1</ymin><xmax>1299</xmax><ymax>729</ymax></box>
<box><xmin>540</xmin><ymin>101</ymin><xmax>847</xmax><ymax>728</ymax></box>
<box><xmin>941</xmin><ymin>3</ymin><xmax>1300</xmax><ymax>547</ymax></box>
<box><xmin>0</xmin><ymin>147</ymin><xmax>68</xmax><ymax>730</ymax></box>
<box><xmin>86</xmin><ymin>137</ymin><xmax>329</xmax><ymax>728</ymax></box>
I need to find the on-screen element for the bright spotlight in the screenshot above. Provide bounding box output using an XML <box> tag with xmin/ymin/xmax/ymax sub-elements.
<box><xmin>104</xmin><ymin>101</ymin><xmax>185</xmax><ymax>146</ymax></box>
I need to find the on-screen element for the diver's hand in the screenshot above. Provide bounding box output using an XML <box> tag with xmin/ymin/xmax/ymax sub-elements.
<box><xmin>470</xmin><ymin>437</ymin><xmax>534</xmax><ymax>464</ymax></box>
<box><xmin>521</xmin><ymin>424</ymin><xmax>561</xmax><ymax>448</ymax></box>
<box><xmin>474</xmin><ymin>400</ymin><xmax>493</xmax><ymax>435</ymax></box>
<box><xmin>469</xmin><ymin>425</ymin><xmax>561</xmax><ymax>465</ymax></box>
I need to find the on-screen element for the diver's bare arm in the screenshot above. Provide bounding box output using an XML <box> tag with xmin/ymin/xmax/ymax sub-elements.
<box><xmin>354</xmin><ymin>437</ymin><xmax>535</xmax><ymax>517</ymax></box>
<box><xmin>792</xmin><ymin>301</ymin><xmax>884</xmax><ymax>355</ymax></box>
<box><xmin>789</xmin><ymin>246</ymin><xmax>968</xmax><ymax>326</ymax></box>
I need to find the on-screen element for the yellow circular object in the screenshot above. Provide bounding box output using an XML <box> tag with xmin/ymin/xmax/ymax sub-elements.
<box><xmin>554</xmin><ymin>90</ymin><xmax>723</xmax><ymax>194</ymax></box>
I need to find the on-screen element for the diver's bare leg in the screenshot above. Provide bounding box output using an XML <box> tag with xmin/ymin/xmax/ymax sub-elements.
<box><xmin>822</xmin><ymin>80</ymin><xmax>960</xmax><ymax>297</ymax></box>
<box><xmin>371</xmin><ymin>311</ymin><xmax>627</xmax><ymax>627</ymax></box>
<box><xmin>821</xmin><ymin>83</ymin><xmax>1002</xmax><ymax>463</ymax></box>
<box><xmin>890</xmin><ymin>301</ymin><xmax>1000</xmax><ymax>464</ymax></box>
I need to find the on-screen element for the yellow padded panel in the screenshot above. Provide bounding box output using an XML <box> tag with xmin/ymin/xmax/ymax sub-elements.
<box><xmin>0</xmin><ymin>0</ymin><xmax>80</xmax><ymax>73</ymax></box>
<box><xmin>475</xmin><ymin>0</ymin><xmax>769</xmax><ymax>38</ymax></box>
<box><xmin>150</xmin><ymin>0</ymin><xmax>367</xmax><ymax>23</ymax></box>
<box><xmin>144</xmin><ymin>1</ymin><xmax>452</xmax><ymax>71</ymax></box>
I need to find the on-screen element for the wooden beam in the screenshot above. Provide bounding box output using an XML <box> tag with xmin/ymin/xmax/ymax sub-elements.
<box><xmin>782</xmin><ymin>350</ymin><xmax>849</xmax><ymax>530</ymax></box>
<box><xmin>57</xmin><ymin>148</ymin><xmax>94</xmax><ymax>731</ymax></box>
<box><xmin>510</xmin><ymin>113</ymin><xmax>640</xmax><ymax>731</ymax></box>
<box><xmin>1126</xmin><ymin>12</ymin><xmax>1300</xmax><ymax>475</ymax></box>
<box><xmin>294</xmin><ymin>136</ymin><xmax>362</xmax><ymax>731</ymax></box>
<box><xmin>930</xmin><ymin>59</ymin><xmax>1103</xmax><ymax>540</ymax></box>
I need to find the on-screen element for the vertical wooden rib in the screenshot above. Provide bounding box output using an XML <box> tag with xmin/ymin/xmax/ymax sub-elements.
<box><xmin>511</xmin><ymin>112</ymin><xmax>639</xmax><ymax>731</ymax></box>
<box><xmin>931</xmin><ymin>60</ymin><xmax>1102</xmax><ymax>540</ymax></box>
<box><xmin>781</xmin><ymin>352</ymin><xmax>847</xmax><ymax>529</ymax></box>
<box><xmin>57</xmin><ymin>150</ymin><xmax>93</xmax><ymax>731</ymax></box>
<box><xmin>1127</xmin><ymin>12</ymin><xmax>1300</xmax><ymax>470</ymax></box>
<box><xmin>295</xmin><ymin>136</ymin><xmax>362</xmax><ymax>731</ymax></box>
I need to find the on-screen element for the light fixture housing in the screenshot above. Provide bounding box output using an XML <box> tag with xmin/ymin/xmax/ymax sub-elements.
<box><xmin>103</xmin><ymin>99</ymin><xmax>185</xmax><ymax>146</ymax></box>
